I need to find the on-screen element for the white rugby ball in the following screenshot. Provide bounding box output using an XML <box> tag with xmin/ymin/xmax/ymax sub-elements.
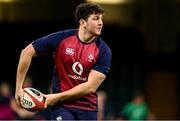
<box><xmin>22</xmin><ymin>87</ymin><xmax>46</xmax><ymax>111</ymax></box>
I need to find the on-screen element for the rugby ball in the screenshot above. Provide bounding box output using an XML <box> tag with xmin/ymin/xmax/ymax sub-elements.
<box><xmin>22</xmin><ymin>87</ymin><xmax>46</xmax><ymax>111</ymax></box>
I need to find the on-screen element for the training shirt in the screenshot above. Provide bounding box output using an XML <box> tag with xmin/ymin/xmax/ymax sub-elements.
<box><xmin>32</xmin><ymin>29</ymin><xmax>111</xmax><ymax>111</ymax></box>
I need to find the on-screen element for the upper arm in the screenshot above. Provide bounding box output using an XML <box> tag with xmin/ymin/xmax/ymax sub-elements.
<box><xmin>21</xmin><ymin>43</ymin><xmax>36</xmax><ymax>57</ymax></box>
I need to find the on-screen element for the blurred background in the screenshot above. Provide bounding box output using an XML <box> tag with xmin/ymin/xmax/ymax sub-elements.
<box><xmin>0</xmin><ymin>0</ymin><xmax>179</xmax><ymax>120</ymax></box>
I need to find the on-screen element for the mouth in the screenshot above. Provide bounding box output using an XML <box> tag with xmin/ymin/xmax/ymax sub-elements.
<box><xmin>97</xmin><ymin>28</ymin><xmax>102</xmax><ymax>31</ymax></box>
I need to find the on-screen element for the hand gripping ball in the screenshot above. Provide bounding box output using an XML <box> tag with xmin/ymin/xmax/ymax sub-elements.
<box><xmin>21</xmin><ymin>87</ymin><xmax>46</xmax><ymax>111</ymax></box>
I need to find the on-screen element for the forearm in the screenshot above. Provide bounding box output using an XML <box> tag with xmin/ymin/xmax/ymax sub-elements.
<box><xmin>16</xmin><ymin>44</ymin><xmax>35</xmax><ymax>91</ymax></box>
<box><xmin>57</xmin><ymin>70</ymin><xmax>105</xmax><ymax>102</ymax></box>
<box><xmin>57</xmin><ymin>82</ymin><xmax>94</xmax><ymax>102</ymax></box>
<box><xmin>45</xmin><ymin>70</ymin><xmax>105</xmax><ymax>107</ymax></box>
<box><xmin>16</xmin><ymin>50</ymin><xmax>32</xmax><ymax>90</ymax></box>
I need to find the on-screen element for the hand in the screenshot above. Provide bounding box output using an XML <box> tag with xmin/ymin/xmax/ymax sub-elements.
<box><xmin>15</xmin><ymin>88</ymin><xmax>24</xmax><ymax>107</ymax></box>
<box><xmin>44</xmin><ymin>93</ymin><xmax>59</xmax><ymax>108</ymax></box>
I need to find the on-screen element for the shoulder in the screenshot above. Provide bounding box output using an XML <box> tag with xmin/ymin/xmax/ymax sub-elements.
<box><xmin>95</xmin><ymin>37</ymin><xmax>111</xmax><ymax>53</ymax></box>
<box><xmin>49</xmin><ymin>29</ymin><xmax>76</xmax><ymax>37</ymax></box>
<box><xmin>96</xmin><ymin>37</ymin><xmax>109</xmax><ymax>47</ymax></box>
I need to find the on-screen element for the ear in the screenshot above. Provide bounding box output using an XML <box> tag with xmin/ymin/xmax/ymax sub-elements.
<box><xmin>79</xmin><ymin>19</ymin><xmax>86</xmax><ymax>25</ymax></box>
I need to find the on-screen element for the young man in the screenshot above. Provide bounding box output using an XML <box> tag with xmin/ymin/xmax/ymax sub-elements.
<box><xmin>15</xmin><ymin>2</ymin><xmax>112</xmax><ymax>120</ymax></box>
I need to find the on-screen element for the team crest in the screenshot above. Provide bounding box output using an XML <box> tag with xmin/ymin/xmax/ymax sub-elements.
<box><xmin>88</xmin><ymin>54</ymin><xmax>94</xmax><ymax>62</ymax></box>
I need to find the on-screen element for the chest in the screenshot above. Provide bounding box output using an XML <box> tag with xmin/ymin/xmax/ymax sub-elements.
<box><xmin>56</xmin><ymin>37</ymin><xmax>100</xmax><ymax>70</ymax></box>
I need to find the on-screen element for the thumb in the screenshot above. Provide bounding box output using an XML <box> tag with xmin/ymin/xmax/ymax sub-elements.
<box><xmin>20</xmin><ymin>91</ymin><xmax>24</xmax><ymax>108</ymax></box>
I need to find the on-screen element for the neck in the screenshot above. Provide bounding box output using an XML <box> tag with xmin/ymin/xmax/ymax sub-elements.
<box><xmin>78</xmin><ymin>27</ymin><xmax>96</xmax><ymax>43</ymax></box>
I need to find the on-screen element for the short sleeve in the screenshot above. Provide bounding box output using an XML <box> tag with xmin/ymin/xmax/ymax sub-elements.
<box><xmin>93</xmin><ymin>40</ymin><xmax>112</xmax><ymax>76</ymax></box>
<box><xmin>32</xmin><ymin>29</ymin><xmax>75</xmax><ymax>55</ymax></box>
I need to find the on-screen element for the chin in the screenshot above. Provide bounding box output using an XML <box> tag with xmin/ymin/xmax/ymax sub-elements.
<box><xmin>95</xmin><ymin>32</ymin><xmax>101</xmax><ymax>36</ymax></box>
<box><xmin>95</xmin><ymin>34</ymin><xmax>100</xmax><ymax>36</ymax></box>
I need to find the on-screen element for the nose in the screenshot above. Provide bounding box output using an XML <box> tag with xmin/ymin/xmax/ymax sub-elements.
<box><xmin>98</xmin><ymin>19</ymin><xmax>103</xmax><ymax>26</ymax></box>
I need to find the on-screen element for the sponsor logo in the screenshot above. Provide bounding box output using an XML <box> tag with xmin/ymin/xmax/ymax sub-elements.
<box><xmin>56</xmin><ymin>116</ymin><xmax>62</xmax><ymax>121</ymax></box>
<box><xmin>22</xmin><ymin>93</ymin><xmax>35</xmax><ymax>108</ymax></box>
<box><xmin>68</xmin><ymin>62</ymin><xmax>87</xmax><ymax>81</ymax></box>
<box><xmin>68</xmin><ymin>74</ymin><xmax>87</xmax><ymax>81</ymax></box>
<box><xmin>72</xmin><ymin>62</ymin><xmax>83</xmax><ymax>75</ymax></box>
<box><xmin>23</xmin><ymin>98</ymin><xmax>32</xmax><ymax>107</ymax></box>
<box><xmin>65</xmin><ymin>48</ymin><xmax>75</xmax><ymax>55</ymax></box>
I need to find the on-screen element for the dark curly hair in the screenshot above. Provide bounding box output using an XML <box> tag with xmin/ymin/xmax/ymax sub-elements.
<box><xmin>74</xmin><ymin>2</ymin><xmax>104</xmax><ymax>24</ymax></box>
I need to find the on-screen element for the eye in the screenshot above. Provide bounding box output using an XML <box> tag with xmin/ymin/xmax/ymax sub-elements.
<box><xmin>93</xmin><ymin>16</ymin><xmax>99</xmax><ymax>20</ymax></box>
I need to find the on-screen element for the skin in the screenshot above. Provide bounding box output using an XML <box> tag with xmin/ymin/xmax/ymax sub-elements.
<box><xmin>78</xmin><ymin>13</ymin><xmax>103</xmax><ymax>43</ymax></box>
<box><xmin>15</xmin><ymin>13</ymin><xmax>106</xmax><ymax>108</ymax></box>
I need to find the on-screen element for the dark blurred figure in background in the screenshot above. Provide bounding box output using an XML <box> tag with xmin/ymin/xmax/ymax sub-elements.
<box><xmin>97</xmin><ymin>90</ymin><xmax>107</xmax><ymax>120</ymax></box>
<box><xmin>118</xmin><ymin>92</ymin><xmax>155</xmax><ymax>120</ymax></box>
<box><xmin>0</xmin><ymin>81</ymin><xmax>15</xmax><ymax>119</ymax></box>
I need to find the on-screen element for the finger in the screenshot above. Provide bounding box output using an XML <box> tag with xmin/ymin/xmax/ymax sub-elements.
<box><xmin>15</xmin><ymin>97</ymin><xmax>20</xmax><ymax>106</ymax></box>
<box><xmin>20</xmin><ymin>92</ymin><xmax>24</xmax><ymax>107</ymax></box>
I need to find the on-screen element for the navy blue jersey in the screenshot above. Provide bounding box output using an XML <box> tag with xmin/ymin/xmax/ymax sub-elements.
<box><xmin>32</xmin><ymin>29</ymin><xmax>111</xmax><ymax>111</ymax></box>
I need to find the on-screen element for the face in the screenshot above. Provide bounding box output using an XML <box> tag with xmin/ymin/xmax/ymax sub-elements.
<box><xmin>83</xmin><ymin>13</ymin><xmax>103</xmax><ymax>36</ymax></box>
